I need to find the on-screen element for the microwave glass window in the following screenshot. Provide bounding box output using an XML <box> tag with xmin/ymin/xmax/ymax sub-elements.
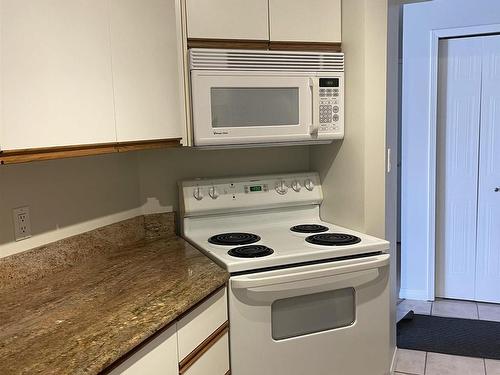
<box><xmin>271</xmin><ymin>288</ymin><xmax>355</xmax><ymax>340</ymax></box>
<box><xmin>210</xmin><ymin>88</ymin><xmax>299</xmax><ymax>128</ymax></box>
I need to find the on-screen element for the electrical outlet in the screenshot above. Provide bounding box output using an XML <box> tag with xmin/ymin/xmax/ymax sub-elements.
<box><xmin>13</xmin><ymin>206</ymin><xmax>32</xmax><ymax>241</ymax></box>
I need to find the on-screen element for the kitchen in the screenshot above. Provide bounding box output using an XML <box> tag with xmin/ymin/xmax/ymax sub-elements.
<box><xmin>1</xmin><ymin>0</ymin><xmax>396</xmax><ymax>374</ymax></box>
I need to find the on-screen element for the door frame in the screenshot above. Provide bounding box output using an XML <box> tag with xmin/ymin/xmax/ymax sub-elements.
<box><xmin>427</xmin><ymin>24</ymin><xmax>500</xmax><ymax>300</ymax></box>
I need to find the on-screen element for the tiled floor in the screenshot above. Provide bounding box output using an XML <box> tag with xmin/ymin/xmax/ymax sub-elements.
<box><xmin>393</xmin><ymin>349</ymin><xmax>500</xmax><ymax>375</ymax></box>
<box><xmin>397</xmin><ymin>298</ymin><xmax>500</xmax><ymax>322</ymax></box>
<box><xmin>395</xmin><ymin>299</ymin><xmax>500</xmax><ymax>374</ymax></box>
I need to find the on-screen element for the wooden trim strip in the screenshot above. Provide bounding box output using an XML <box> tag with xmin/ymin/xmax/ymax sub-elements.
<box><xmin>187</xmin><ymin>38</ymin><xmax>342</xmax><ymax>53</ymax></box>
<box><xmin>187</xmin><ymin>38</ymin><xmax>269</xmax><ymax>50</ymax></box>
<box><xmin>179</xmin><ymin>321</ymin><xmax>229</xmax><ymax>374</ymax></box>
<box><xmin>116</xmin><ymin>138</ymin><xmax>181</xmax><ymax>153</ymax></box>
<box><xmin>269</xmin><ymin>41</ymin><xmax>342</xmax><ymax>53</ymax></box>
<box><xmin>0</xmin><ymin>138</ymin><xmax>181</xmax><ymax>165</ymax></box>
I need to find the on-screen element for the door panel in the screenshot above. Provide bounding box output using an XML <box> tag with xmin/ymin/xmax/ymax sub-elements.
<box><xmin>436</xmin><ymin>37</ymin><xmax>482</xmax><ymax>300</ymax></box>
<box><xmin>475</xmin><ymin>35</ymin><xmax>500</xmax><ymax>303</ymax></box>
<box><xmin>269</xmin><ymin>0</ymin><xmax>341</xmax><ymax>43</ymax></box>
<box><xmin>1</xmin><ymin>0</ymin><xmax>116</xmax><ymax>150</ymax></box>
<box><xmin>110</xmin><ymin>0</ymin><xmax>184</xmax><ymax>142</ymax></box>
<box><xmin>186</xmin><ymin>0</ymin><xmax>269</xmax><ymax>40</ymax></box>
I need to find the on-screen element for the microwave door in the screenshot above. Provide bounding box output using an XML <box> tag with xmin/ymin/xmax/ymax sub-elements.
<box><xmin>191</xmin><ymin>73</ymin><xmax>313</xmax><ymax>146</ymax></box>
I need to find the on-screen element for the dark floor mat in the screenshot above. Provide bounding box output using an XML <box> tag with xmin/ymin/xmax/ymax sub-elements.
<box><xmin>397</xmin><ymin>314</ymin><xmax>500</xmax><ymax>359</ymax></box>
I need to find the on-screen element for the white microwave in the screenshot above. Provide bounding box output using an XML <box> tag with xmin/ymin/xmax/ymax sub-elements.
<box><xmin>189</xmin><ymin>49</ymin><xmax>345</xmax><ymax>147</ymax></box>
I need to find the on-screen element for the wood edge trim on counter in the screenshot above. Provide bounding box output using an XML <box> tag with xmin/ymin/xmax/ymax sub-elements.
<box><xmin>178</xmin><ymin>321</ymin><xmax>229</xmax><ymax>374</ymax></box>
<box><xmin>187</xmin><ymin>38</ymin><xmax>269</xmax><ymax>50</ymax></box>
<box><xmin>269</xmin><ymin>41</ymin><xmax>342</xmax><ymax>52</ymax></box>
<box><xmin>187</xmin><ymin>38</ymin><xmax>342</xmax><ymax>53</ymax></box>
<box><xmin>0</xmin><ymin>138</ymin><xmax>182</xmax><ymax>165</ymax></box>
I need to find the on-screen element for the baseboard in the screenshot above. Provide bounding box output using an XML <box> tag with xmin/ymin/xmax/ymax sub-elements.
<box><xmin>390</xmin><ymin>346</ymin><xmax>397</xmax><ymax>374</ymax></box>
<box><xmin>399</xmin><ymin>288</ymin><xmax>429</xmax><ymax>300</ymax></box>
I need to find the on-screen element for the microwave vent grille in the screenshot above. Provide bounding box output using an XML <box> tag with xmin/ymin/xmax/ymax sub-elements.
<box><xmin>189</xmin><ymin>49</ymin><xmax>344</xmax><ymax>72</ymax></box>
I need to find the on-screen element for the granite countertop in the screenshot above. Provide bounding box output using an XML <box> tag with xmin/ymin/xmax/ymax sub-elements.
<box><xmin>0</xmin><ymin>214</ymin><xmax>229</xmax><ymax>375</ymax></box>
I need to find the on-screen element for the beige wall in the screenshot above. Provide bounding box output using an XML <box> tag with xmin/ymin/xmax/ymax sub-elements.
<box><xmin>364</xmin><ymin>0</ymin><xmax>388</xmax><ymax>238</ymax></box>
<box><xmin>137</xmin><ymin>146</ymin><xmax>310</xmax><ymax>215</ymax></box>
<box><xmin>0</xmin><ymin>146</ymin><xmax>309</xmax><ymax>258</ymax></box>
<box><xmin>311</xmin><ymin>0</ymin><xmax>388</xmax><ymax>238</ymax></box>
<box><xmin>0</xmin><ymin>153</ymin><xmax>142</xmax><ymax>257</ymax></box>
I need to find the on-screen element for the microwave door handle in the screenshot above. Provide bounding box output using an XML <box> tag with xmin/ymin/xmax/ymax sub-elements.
<box><xmin>309</xmin><ymin>77</ymin><xmax>320</xmax><ymax>135</ymax></box>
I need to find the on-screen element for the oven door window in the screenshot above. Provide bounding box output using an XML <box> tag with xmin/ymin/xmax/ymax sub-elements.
<box><xmin>271</xmin><ymin>288</ymin><xmax>355</xmax><ymax>340</ymax></box>
<box><xmin>210</xmin><ymin>87</ymin><xmax>299</xmax><ymax>128</ymax></box>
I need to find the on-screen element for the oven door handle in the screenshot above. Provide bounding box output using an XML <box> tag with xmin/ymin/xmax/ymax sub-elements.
<box><xmin>231</xmin><ymin>254</ymin><xmax>390</xmax><ymax>290</ymax></box>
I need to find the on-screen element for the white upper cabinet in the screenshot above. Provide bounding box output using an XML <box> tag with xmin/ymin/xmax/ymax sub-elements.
<box><xmin>186</xmin><ymin>0</ymin><xmax>269</xmax><ymax>40</ymax></box>
<box><xmin>109</xmin><ymin>0</ymin><xmax>185</xmax><ymax>142</ymax></box>
<box><xmin>0</xmin><ymin>0</ymin><xmax>117</xmax><ymax>150</ymax></box>
<box><xmin>269</xmin><ymin>0</ymin><xmax>342</xmax><ymax>43</ymax></box>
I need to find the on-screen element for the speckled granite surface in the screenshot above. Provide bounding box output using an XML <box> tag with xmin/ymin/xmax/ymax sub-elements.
<box><xmin>0</xmin><ymin>213</ymin><xmax>228</xmax><ymax>375</ymax></box>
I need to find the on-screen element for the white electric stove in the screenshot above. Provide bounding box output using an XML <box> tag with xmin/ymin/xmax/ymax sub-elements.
<box><xmin>179</xmin><ymin>172</ymin><xmax>392</xmax><ymax>375</ymax></box>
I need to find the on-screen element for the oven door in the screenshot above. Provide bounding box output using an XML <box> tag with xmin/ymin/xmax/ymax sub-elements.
<box><xmin>228</xmin><ymin>253</ymin><xmax>391</xmax><ymax>375</ymax></box>
<box><xmin>190</xmin><ymin>71</ymin><xmax>315</xmax><ymax>146</ymax></box>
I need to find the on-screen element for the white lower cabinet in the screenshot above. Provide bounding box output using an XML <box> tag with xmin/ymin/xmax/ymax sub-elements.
<box><xmin>177</xmin><ymin>288</ymin><xmax>228</xmax><ymax>360</ymax></box>
<box><xmin>108</xmin><ymin>287</ymin><xmax>229</xmax><ymax>375</ymax></box>
<box><xmin>109</xmin><ymin>324</ymin><xmax>178</xmax><ymax>375</ymax></box>
<box><xmin>182</xmin><ymin>332</ymin><xmax>230</xmax><ymax>375</ymax></box>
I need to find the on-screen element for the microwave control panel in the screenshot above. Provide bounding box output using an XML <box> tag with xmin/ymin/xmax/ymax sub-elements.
<box><xmin>318</xmin><ymin>77</ymin><xmax>342</xmax><ymax>134</ymax></box>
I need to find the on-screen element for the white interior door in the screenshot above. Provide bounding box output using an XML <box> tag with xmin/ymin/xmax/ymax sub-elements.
<box><xmin>475</xmin><ymin>35</ymin><xmax>500</xmax><ymax>303</ymax></box>
<box><xmin>436</xmin><ymin>37</ymin><xmax>482</xmax><ymax>300</ymax></box>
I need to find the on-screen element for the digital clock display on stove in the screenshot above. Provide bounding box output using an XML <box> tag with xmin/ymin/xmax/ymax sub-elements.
<box><xmin>249</xmin><ymin>185</ymin><xmax>263</xmax><ymax>192</ymax></box>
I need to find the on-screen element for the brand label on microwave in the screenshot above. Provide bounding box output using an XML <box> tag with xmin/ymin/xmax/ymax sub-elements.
<box><xmin>213</xmin><ymin>130</ymin><xmax>229</xmax><ymax>135</ymax></box>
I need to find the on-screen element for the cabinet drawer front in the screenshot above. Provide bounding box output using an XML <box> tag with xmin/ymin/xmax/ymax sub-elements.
<box><xmin>108</xmin><ymin>324</ymin><xmax>178</xmax><ymax>375</ymax></box>
<box><xmin>182</xmin><ymin>332</ymin><xmax>230</xmax><ymax>375</ymax></box>
<box><xmin>177</xmin><ymin>287</ymin><xmax>228</xmax><ymax>361</ymax></box>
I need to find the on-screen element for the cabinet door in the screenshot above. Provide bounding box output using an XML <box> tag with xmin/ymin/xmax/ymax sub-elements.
<box><xmin>109</xmin><ymin>324</ymin><xmax>178</xmax><ymax>375</ymax></box>
<box><xmin>0</xmin><ymin>0</ymin><xmax>116</xmax><ymax>150</ymax></box>
<box><xmin>186</xmin><ymin>0</ymin><xmax>269</xmax><ymax>40</ymax></box>
<box><xmin>269</xmin><ymin>0</ymin><xmax>341</xmax><ymax>43</ymax></box>
<box><xmin>109</xmin><ymin>0</ymin><xmax>185</xmax><ymax>142</ymax></box>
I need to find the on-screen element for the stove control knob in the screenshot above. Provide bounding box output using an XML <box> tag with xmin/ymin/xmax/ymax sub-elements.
<box><xmin>275</xmin><ymin>180</ymin><xmax>288</xmax><ymax>195</ymax></box>
<box><xmin>291</xmin><ymin>180</ymin><xmax>302</xmax><ymax>192</ymax></box>
<box><xmin>193</xmin><ymin>187</ymin><xmax>204</xmax><ymax>201</ymax></box>
<box><xmin>209</xmin><ymin>186</ymin><xmax>219</xmax><ymax>199</ymax></box>
<box><xmin>304</xmin><ymin>179</ymin><xmax>315</xmax><ymax>191</ymax></box>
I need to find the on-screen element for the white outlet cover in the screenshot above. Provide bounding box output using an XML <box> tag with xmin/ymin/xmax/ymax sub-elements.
<box><xmin>13</xmin><ymin>206</ymin><xmax>32</xmax><ymax>241</ymax></box>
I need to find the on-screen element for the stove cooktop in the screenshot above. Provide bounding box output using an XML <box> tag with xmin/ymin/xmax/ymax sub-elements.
<box><xmin>180</xmin><ymin>172</ymin><xmax>389</xmax><ymax>273</ymax></box>
<box><xmin>183</xmin><ymin>206</ymin><xmax>389</xmax><ymax>273</ymax></box>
